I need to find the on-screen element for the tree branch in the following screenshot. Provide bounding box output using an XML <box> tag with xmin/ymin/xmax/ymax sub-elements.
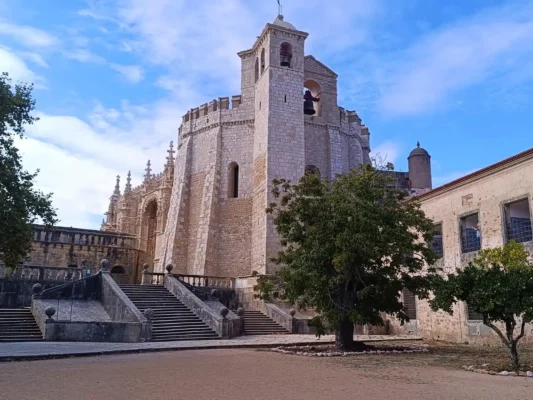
<box><xmin>516</xmin><ymin>319</ymin><xmax>526</xmax><ymax>342</ymax></box>
<box><xmin>483</xmin><ymin>315</ymin><xmax>509</xmax><ymax>346</ymax></box>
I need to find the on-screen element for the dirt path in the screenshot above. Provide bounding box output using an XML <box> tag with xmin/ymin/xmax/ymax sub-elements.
<box><xmin>0</xmin><ymin>348</ymin><xmax>531</xmax><ymax>400</ymax></box>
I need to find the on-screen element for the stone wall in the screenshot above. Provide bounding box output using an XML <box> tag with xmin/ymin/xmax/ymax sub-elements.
<box><xmin>153</xmin><ymin>17</ymin><xmax>371</xmax><ymax>279</ymax></box>
<box><xmin>390</xmin><ymin>151</ymin><xmax>533</xmax><ymax>344</ymax></box>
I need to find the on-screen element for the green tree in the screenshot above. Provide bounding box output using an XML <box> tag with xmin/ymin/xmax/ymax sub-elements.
<box><xmin>430</xmin><ymin>240</ymin><xmax>533</xmax><ymax>370</ymax></box>
<box><xmin>255</xmin><ymin>164</ymin><xmax>437</xmax><ymax>350</ymax></box>
<box><xmin>0</xmin><ymin>72</ymin><xmax>57</xmax><ymax>269</ymax></box>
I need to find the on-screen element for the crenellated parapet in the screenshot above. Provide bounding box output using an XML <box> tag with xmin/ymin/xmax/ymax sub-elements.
<box><xmin>178</xmin><ymin>95</ymin><xmax>253</xmax><ymax>138</ymax></box>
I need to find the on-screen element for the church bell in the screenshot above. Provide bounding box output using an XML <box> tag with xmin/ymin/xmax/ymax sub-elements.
<box><xmin>303</xmin><ymin>100</ymin><xmax>316</xmax><ymax>115</ymax></box>
<box><xmin>280</xmin><ymin>55</ymin><xmax>291</xmax><ymax>67</ymax></box>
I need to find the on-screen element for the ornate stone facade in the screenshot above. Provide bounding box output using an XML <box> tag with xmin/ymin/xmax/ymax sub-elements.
<box><xmin>102</xmin><ymin>143</ymin><xmax>175</xmax><ymax>271</ymax></box>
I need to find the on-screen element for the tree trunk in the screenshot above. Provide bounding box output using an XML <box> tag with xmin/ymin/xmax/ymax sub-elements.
<box><xmin>335</xmin><ymin>315</ymin><xmax>354</xmax><ymax>350</ymax></box>
<box><xmin>335</xmin><ymin>315</ymin><xmax>367</xmax><ymax>351</ymax></box>
<box><xmin>510</xmin><ymin>341</ymin><xmax>519</xmax><ymax>371</ymax></box>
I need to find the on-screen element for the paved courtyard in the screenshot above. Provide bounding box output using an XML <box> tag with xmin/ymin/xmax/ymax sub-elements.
<box><xmin>1</xmin><ymin>347</ymin><xmax>531</xmax><ymax>400</ymax></box>
<box><xmin>0</xmin><ymin>334</ymin><xmax>416</xmax><ymax>361</ymax></box>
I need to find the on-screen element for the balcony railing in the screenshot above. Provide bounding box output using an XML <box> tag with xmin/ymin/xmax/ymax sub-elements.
<box><xmin>506</xmin><ymin>217</ymin><xmax>533</xmax><ymax>244</ymax></box>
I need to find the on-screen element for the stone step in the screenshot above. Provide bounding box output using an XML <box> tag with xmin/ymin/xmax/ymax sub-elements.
<box><xmin>243</xmin><ymin>332</ymin><xmax>288</xmax><ymax>336</ymax></box>
<box><xmin>123</xmin><ymin>294</ymin><xmax>179</xmax><ymax>301</ymax></box>
<box><xmin>152</xmin><ymin>326</ymin><xmax>215</xmax><ymax>334</ymax></box>
<box><xmin>152</xmin><ymin>321</ymin><xmax>210</xmax><ymax>329</ymax></box>
<box><xmin>243</xmin><ymin>325</ymin><xmax>288</xmax><ymax>329</ymax></box>
<box><xmin>0</xmin><ymin>336</ymin><xmax>43</xmax><ymax>342</ymax></box>
<box><xmin>151</xmin><ymin>333</ymin><xmax>219</xmax><ymax>341</ymax></box>
<box><xmin>121</xmin><ymin>284</ymin><xmax>219</xmax><ymax>341</ymax></box>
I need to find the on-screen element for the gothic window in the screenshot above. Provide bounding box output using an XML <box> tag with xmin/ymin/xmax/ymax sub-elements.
<box><xmin>280</xmin><ymin>42</ymin><xmax>292</xmax><ymax>67</ymax></box>
<box><xmin>255</xmin><ymin>57</ymin><xmax>259</xmax><ymax>83</ymax></box>
<box><xmin>228</xmin><ymin>162</ymin><xmax>239</xmax><ymax>198</ymax></box>
<box><xmin>260</xmin><ymin>48</ymin><xmax>265</xmax><ymax>75</ymax></box>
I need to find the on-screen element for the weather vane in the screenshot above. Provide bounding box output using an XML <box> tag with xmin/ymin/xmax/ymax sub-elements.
<box><xmin>277</xmin><ymin>0</ymin><xmax>283</xmax><ymax>16</ymax></box>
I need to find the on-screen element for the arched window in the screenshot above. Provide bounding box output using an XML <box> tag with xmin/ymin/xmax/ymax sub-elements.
<box><xmin>254</xmin><ymin>57</ymin><xmax>259</xmax><ymax>83</ymax></box>
<box><xmin>228</xmin><ymin>162</ymin><xmax>239</xmax><ymax>198</ymax></box>
<box><xmin>280</xmin><ymin>42</ymin><xmax>292</xmax><ymax>67</ymax></box>
<box><xmin>260</xmin><ymin>48</ymin><xmax>265</xmax><ymax>75</ymax></box>
<box><xmin>305</xmin><ymin>165</ymin><xmax>321</xmax><ymax>178</ymax></box>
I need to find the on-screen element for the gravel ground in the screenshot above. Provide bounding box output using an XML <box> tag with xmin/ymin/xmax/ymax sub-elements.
<box><xmin>0</xmin><ymin>348</ymin><xmax>531</xmax><ymax>400</ymax></box>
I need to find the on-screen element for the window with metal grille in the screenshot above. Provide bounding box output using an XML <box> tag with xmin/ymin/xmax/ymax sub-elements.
<box><xmin>504</xmin><ymin>199</ymin><xmax>532</xmax><ymax>244</ymax></box>
<box><xmin>51</xmin><ymin>231</ymin><xmax>61</xmax><ymax>242</ymax></box>
<box><xmin>466</xmin><ymin>303</ymin><xmax>483</xmax><ymax>321</ymax></box>
<box><xmin>402</xmin><ymin>288</ymin><xmax>417</xmax><ymax>320</ymax></box>
<box><xmin>460</xmin><ymin>213</ymin><xmax>481</xmax><ymax>253</ymax></box>
<box><xmin>431</xmin><ymin>223</ymin><xmax>444</xmax><ymax>258</ymax></box>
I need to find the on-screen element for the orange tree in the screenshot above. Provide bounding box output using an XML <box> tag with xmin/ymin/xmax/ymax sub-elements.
<box><xmin>430</xmin><ymin>240</ymin><xmax>533</xmax><ymax>370</ymax></box>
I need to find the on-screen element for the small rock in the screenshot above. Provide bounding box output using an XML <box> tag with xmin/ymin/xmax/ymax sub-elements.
<box><xmin>481</xmin><ymin>363</ymin><xmax>489</xmax><ymax>368</ymax></box>
<box><xmin>527</xmin><ymin>371</ymin><xmax>533</xmax><ymax>377</ymax></box>
<box><xmin>508</xmin><ymin>372</ymin><xmax>517</xmax><ymax>376</ymax></box>
<box><xmin>500</xmin><ymin>371</ymin><xmax>509</xmax><ymax>376</ymax></box>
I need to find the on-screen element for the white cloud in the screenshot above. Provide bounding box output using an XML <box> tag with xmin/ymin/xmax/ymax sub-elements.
<box><xmin>0</xmin><ymin>47</ymin><xmax>45</xmax><ymax>87</ymax></box>
<box><xmin>64</xmin><ymin>48</ymin><xmax>106</xmax><ymax>64</ymax></box>
<box><xmin>0</xmin><ymin>21</ymin><xmax>59</xmax><ymax>48</ymax></box>
<box><xmin>19</xmin><ymin>51</ymin><xmax>48</xmax><ymax>68</ymax></box>
<box><xmin>378</xmin><ymin>1</ymin><xmax>533</xmax><ymax>116</ymax></box>
<box><xmin>109</xmin><ymin>63</ymin><xmax>144</xmax><ymax>83</ymax></box>
<box><xmin>15</xmin><ymin>101</ymin><xmax>182</xmax><ymax>228</ymax></box>
<box><xmin>372</xmin><ymin>140</ymin><xmax>402</xmax><ymax>166</ymax></box>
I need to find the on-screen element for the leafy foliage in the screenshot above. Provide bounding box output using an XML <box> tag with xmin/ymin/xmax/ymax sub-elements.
<box><xmin>255</xmin><ymin>163</ymin><xmax>437</xmax><ymax>350</ymax></box>
<box><xmin>0</xmin><ymin>72</ymin><xmax>57</xmax><ymax>268</ymax></box>
<box><xmin>430</xmin><ymin>240</ymin><xmax>533</xmax><ymax>370</ymax></box>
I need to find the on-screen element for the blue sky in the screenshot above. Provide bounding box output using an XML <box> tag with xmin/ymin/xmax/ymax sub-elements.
<box><xmin>1</xmin><ymin>0</ymin><xmax>532</xmax><ymax>229</ymax></box>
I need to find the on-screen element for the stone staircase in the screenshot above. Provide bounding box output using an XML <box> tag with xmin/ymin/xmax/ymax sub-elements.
<box><xmin>0</xmin><ymin>308</ymin><xmax>43</xmax><ymax>342</ymax></box>
<box><xmin>119</xmin><ymin>285</ymin><xmax>219</xmax><ymax>342</ymax></box>
<box><xmin>242</xmin><ymin>310</ymin><xmax>290</xmax><ymax>335</ymax></box>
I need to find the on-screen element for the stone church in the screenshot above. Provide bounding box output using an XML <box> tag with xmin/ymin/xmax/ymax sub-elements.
<box><xmin>101</xmin><ymin>15</ymin><xmax>432</xmax><ymax>280</ymax></box>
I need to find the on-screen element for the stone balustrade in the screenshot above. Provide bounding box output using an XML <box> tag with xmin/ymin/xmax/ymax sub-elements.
<box><xmin>0</xmin><ymin>265</ymin><xmax>90</xmax><ymax>281</ymax></box>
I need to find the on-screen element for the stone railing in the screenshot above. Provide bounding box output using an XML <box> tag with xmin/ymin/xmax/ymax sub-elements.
<box><xmin>164</xmin><ymin>274</ymin><xmax>240</xmax><ymax>339</ymax></box>
<box><xmin>140</xmin><ymin>264</ymin><xmax>166</xmax><ymax>285</ymax></box>
<box><xmin>174</xmin><ymin>274</ymin><xmax>235</xmax><ymax>289</ymax></box>
<box><xmin>0</xmin><ymin>265</ymin><xmax>91</xmax><ymax>281</ymax></box>
<box><xmin>32</xmin><ymin>259</ymin><xmax>151</xmax><ymax>342</ymax></box>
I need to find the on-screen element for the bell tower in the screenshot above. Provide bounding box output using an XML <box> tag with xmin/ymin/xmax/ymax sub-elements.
<box><xmin>250</xmin><ymin>15</ymin><xmax>309</xmax><ymax>274</ymax></box>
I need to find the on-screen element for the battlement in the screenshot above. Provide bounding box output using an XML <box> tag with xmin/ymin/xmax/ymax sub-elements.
<box><xmin>338</xmin><ymin>107</ymin><xmax>362</xmax><ymax>125</ymax></box>
<box><xmin>182</xmin><ymin>95</ymin><xmax>243</xmax><ymax>124</ymax></box>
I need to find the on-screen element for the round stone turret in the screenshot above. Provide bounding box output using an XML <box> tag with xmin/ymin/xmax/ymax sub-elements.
<box><xmin>408</xmin><ymin>141</ymin><xmax>432</xmax><ymax>190</ymax></box>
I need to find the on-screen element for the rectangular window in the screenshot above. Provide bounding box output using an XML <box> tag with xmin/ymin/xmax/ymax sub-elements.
<box><xmin>431</xmin><ymin>223</ymin><xmax>444</xmax><ymax>258</ymax></box>
<box><xmin>504</xmin><ymin>198</ymin><xmax>532</xmax><ymax>243</ymax></box>
<box><xmin>51</xmin><ymin>232</ymin><xmax>61</xmax><ymax>242</ymax></box>
<box><xmin>460</xmin><ymin>213</ymin><xmax>481</xmax><ymax>253</ymax></box>
<box><xmin>402</xmin><ymin>288</ymin><xmax>417</xmax><ymax>320</ymax></box>
<box><xmin>466</xmin><ymin>303</ymin><xmax>483</xmax><ymax>321</ymax></box>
